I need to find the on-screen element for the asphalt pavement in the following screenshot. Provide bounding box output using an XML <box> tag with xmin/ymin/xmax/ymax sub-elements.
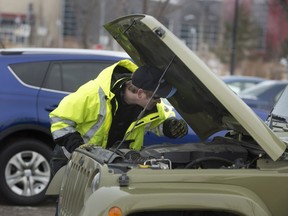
<box><xmin>0</xmin><ymin>197</ymin><xmax>56</xmax><ymax>216</ymax></box>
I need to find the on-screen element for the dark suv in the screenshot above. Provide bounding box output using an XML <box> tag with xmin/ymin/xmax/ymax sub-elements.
<box><xmin>0</xmin><ymin>48</ymin><xmax>129</xmax><ymax>205</ymax></box>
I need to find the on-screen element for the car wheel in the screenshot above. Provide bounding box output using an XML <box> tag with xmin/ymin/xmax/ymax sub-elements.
<box><xmin>0</xmin><ymin>138</ymin><xmax>52</xmax><ymax>205</ymax></box>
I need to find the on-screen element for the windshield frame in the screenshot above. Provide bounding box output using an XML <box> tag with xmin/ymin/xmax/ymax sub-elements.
<box><xmin>271</xmin><ymin>86</ymin><xmax>288</xmax><ymax>123</ymax></box>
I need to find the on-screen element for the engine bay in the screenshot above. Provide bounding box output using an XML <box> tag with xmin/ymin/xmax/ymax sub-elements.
<box><xmin>84</xmin><ymin>135</ymin><xmax>266</xmax><ymax>172</ymax></box>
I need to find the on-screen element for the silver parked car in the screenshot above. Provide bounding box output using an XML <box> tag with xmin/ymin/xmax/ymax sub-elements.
<box><xmin>221</xmin><ymin>75</ymin><xmax>266</xmax><ymax>94</ymax></box>
<box><xmin>239</xmin><ymin>80</ymin><xmax>288</xmax><ymax>111</ymax></box>
<box><xmin>47</xmin><ymin>15</ymin><xmax>288</xmax><ymax>216</ymax></box>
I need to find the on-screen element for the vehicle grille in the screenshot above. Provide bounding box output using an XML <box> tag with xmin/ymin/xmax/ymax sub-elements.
<box><xmin>58</xmin><ymin>155</ymin><xmax>96</xmax><ymax>216</ymax></box>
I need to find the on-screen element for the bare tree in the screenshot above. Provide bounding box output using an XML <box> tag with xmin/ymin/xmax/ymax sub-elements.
<box><xmin>68</xmin><ymin>0</ymin><xmax>184</xmax><ymax>48</ymax></box>
<box><xmin>71</xmin><ymin>0</ymin><xmax>99</xmax><ymax>48</ymax></box>
<box><xmin>143</xmin><ymin>0</ymin><xmax>183</xmax><ymax>23</ymax></box>
<box><xmin>215</xmin><ymin>4</ymin><xmax>261</xmax><ymax>65</ymax></box>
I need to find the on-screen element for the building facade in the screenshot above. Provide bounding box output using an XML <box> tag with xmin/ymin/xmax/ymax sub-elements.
<box><xmin>0</xmin><ymin>0</ymin><xmax>61</xmax><ymax>47</ymax></box>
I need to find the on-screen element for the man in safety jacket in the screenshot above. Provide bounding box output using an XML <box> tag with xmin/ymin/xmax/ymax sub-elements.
<box><xmin>49</xmin><ymin>59</ymin><xmax>188</xmax><ymax>175</ymax></box>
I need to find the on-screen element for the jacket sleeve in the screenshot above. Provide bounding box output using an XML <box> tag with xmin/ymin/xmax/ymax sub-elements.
<box><xmin>49</xmin><ymin>80</ymin><xmax>101</xmax><ymax>152</ymax></box>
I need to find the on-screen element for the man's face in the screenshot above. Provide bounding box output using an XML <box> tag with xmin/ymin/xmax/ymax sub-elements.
<box><xmin>139</xmin><ymin>90</ymin><xmax>161</xmax><ymax>110</ymax></box>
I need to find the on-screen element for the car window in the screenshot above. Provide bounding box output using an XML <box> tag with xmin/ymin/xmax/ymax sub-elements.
<box><xmin>9</xmin><ymin>62</ymin><xmax>50</xmax><ymax>87</ymax></box>
<box><xmin>239</xmin><ymin>81</ymin><xmax>288</xmax><ymax>106</ymax></box>
<box><xmin>240</xmin><ymin>81</ymin><xmax>274</xmax><ymax>97</ymax></box>
<box><xmin>43</xmin><ymin>61</ymin><xmax>114</xmax><ymax>92</ymax></box>
<box><xmin>229</xmin><ymin>82</ymin><xmax>256</xmax><ymax>93</ymax></box>
<box><xmin>243</xmin><ymin>82</ymin><xmax>257</xmax><ymax>90</ymax></box>
<box><xmin>227</xmin><ymin>82</ymin><xmax>241</xmax><ymax>89</ymax></box>
<box><xmin>227</xmin><ymin>84</ymin><xmax>241</xmax><ymax>94</ymax></box>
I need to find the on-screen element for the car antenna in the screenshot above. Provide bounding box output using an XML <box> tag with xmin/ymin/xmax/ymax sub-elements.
<box><xmin>106</xmin><ymin>55</ymin><xmax>176</xmax><ymax>163</ymax></box>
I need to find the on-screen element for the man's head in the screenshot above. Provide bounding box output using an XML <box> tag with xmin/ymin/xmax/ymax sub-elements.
<box><xmin>132</xmin><ymin>65</ymin><xmax>176</xmax><ymax>98</ymax></box>
<box><xmin>124</xmin><ymin>65</ymin><xmax>176</xmax><ymax>110</ymax></box>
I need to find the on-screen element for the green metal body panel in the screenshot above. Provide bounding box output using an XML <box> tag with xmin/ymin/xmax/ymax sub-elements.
<box><xmin>50</xmin><ymin>150</ymin><xmax>288</xmax><ymax>216</ymax></box>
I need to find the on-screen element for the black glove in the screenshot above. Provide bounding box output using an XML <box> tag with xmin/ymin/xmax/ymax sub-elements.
<box><xmin>50</xmin><ymin>145</ymin><xmax>70</xmax><ymax>176</ymax></box>
<box><xmin>163</xmin><ymin>117</ymin><xmax>188</xmax><ymax>138</ymax></box>
<box><xmin>51</xmin><ymin>132</ymin><xmax>84</xmax><ymax>176</ymax></box>
<box><xmin>55</xmin><ymin>131</ymin><xmax>84</xmax><ymax>153</ymax></box>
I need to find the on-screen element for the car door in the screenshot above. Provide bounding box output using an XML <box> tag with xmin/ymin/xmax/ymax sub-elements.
<box><xmin>6</xmin><ymin>61</ymin><xmax>49</xmax><ymax>129</ymax></box>
<box><xmin>37</xmin><ymin>60</ymin><xmax>117</xmax><ymax>127</ymax></box>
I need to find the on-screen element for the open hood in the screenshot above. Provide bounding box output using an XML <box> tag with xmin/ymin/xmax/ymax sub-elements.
<box><xmin>104</xmin><ymin>14</ymin><xmax>285</xmax><ymax>161</ymax></box>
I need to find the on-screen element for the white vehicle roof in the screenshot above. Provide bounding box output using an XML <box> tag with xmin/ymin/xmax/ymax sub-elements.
<box><xmin>0</xmin><ymin>47</ymin><xmax>130</xmax><ymax>58</ymax></box>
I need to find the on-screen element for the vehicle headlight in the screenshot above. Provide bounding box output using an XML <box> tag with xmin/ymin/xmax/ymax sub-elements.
<box><xmin>91</xmin><ymin>169</ymin><xmax>100</xmax><ymax>192</ymax></box>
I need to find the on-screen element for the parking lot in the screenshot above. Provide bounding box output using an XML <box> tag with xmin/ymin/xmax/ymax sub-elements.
<box><xmin>0</xmin><ymin>197</ymin><xmax>56</xmax><ymax>216</ymax></box>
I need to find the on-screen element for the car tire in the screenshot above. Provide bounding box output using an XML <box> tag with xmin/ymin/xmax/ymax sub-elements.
<box><xmin>0</xmin><ymin>138</ymin><xmax>52</xmax><ymax>205</ymax></box>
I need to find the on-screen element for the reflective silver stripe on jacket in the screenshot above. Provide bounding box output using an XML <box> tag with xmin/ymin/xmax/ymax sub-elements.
<box><xmin>82</xmin><ymin>87</ymin><xmax>107</xmax><ymax>143</ymax></box>
<box><xmin>157</xmin><ymin>124</ymin><xmax>164</xmax><ymax>136</ymax></box>
<box><xmin>50</xmin><ymin>117</ymin><xmax>77</xmax><ymax>139</ymax></box>
<box><xmin>50</xmin><ymin>117</ymin><xmax>76</xmax><ymax>127</ymax></box>
<box><xmin>144</xmin><ymin>123</ymin><xmax>151</xmax><ymax>134</ymax></box>
<box><xmin>51</xmin><ymin>126</ymin><xmax>77</xmax><ymax>139</ymax></box>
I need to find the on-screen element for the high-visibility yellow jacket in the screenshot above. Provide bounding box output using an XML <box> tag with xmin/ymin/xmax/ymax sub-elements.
<box><xmin>49</xmin><ymin>59</ymin><xmax>175</xmax><ymax>150</ymax></box>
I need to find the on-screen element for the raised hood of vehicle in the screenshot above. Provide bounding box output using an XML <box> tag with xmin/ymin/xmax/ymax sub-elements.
<box><xmin>104</xmin><ymin>14</ymin><xmax>285</xmax><ymax>161</ymax></box>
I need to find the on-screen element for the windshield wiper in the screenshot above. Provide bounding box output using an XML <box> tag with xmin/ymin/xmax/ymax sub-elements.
<box><xmin>271</xmin><ymin>114</ymin><xmax>287</xmax><ymax>122</ymax></box>
<box><xmin>267</xmin><ymin>113</ymin><xmax>288</xmax><ymax>130</ymax></box>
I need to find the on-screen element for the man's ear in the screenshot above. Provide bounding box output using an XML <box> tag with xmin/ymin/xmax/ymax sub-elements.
<box><xmin>137</xmin><ymin>89</ymin><xmax>145</xmax><ymax>99</ymax></box>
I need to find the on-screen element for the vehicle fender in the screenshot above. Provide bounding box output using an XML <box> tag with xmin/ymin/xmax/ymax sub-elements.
<box><xmin>0</xmin><ymin>123</ymin><xmax>51</xmax><ymax>141</ymax></box>
<box><xmin>46</xmin><ymin>166</ymin><xmax>66</xmax><ymax>195</ymax></box>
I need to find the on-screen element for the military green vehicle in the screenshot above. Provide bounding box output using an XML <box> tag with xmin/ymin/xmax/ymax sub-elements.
<box><xmin>47</xmin><ymin>15</ymin><xmax>288</xmax><ymax>216</ymax></box>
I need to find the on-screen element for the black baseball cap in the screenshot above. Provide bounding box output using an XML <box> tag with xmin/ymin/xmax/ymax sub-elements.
<box><xmin>132</xmin><ymin>65</ymin><xmax>176</xmax><ymax>98</ymax></box>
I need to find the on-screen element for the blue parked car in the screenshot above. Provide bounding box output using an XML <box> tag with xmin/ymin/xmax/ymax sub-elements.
<box><xmin>0</xmin><ymin>48</ymin><xmax>130</xmax><ymax>205</ymax></box>
<box><xmin>0</xmin><ymin>48</ymin><xmax>269</xmax><ymax>205</ymax></box>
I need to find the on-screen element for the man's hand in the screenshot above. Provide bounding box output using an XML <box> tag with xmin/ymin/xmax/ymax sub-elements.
<box><xmin>79</xmin><ymin>143</ymin><xmax>95</xmax><ymax>151</ymax></box>
<box><xmin>163</xmin><ymin>117</ymin><xmax>188</xmax><ymax>138</ymax></box>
